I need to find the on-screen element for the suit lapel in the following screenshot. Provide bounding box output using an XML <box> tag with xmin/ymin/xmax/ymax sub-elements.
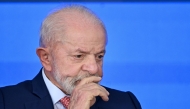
<box><xmin>25</xmin><ymin>69</ymin><xmax>54</xmax><ymax>109</ymax></box>
<box><xmin>25</xmin><ymin>96</ymin><xmax>53</xmax><ymax>109</ymax></box>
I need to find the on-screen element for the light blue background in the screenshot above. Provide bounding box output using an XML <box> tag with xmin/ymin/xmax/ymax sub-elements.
<box><xmin>0</xmin><ymin>2</ymin><xmax>190</xmax><ymax>109</ymax></box>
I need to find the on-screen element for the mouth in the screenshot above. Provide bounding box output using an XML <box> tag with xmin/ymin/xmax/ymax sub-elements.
<box><xmin>73</xmin><ymin>74</ymin><xmax>101</xmax><ymax>86</ymax></box>
<box><xmin>74</xmin><ymin>78</ymin><xmax>100</xmax><ymax>85</ymax></box>
<box><xmin>75</xmin><ymin>79</ymin><xmax>81</xmax><ymax>85</ymax></box>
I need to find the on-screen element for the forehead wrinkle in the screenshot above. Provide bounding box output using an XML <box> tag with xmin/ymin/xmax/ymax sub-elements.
<box><xmin>57</xmin><ymin>40</ymin><xmax>91</xmax><ymax>53</ymax></box>
<box><xmin>61</xmin><ymin>38</ymin><xmax>105</xmax><ymax>47</ymax></box>
<box><xmin>75</xmin><ymin>47</ymin><xmax>106</xmax><ymax>55</ymax></box>
<box><xmin>75</xmin><ymin>48</ymin><xmax>90</xmax><ymax>54</ymax></box>
<box><xmin>56</xmin><ymin>32</ymin><xmax>106</xmax><ymax>55</ymax></box>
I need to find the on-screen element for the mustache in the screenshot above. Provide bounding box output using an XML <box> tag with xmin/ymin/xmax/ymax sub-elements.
<box><xmin>72</xmin><ymin>73</ymin><xmax>101</xmax><ymax>85</ymax></box>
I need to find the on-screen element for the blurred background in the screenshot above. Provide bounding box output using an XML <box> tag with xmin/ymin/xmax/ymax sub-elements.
<box><xmin>0</xmin><ymin>1</ymin><xmax>190</xmax><ymax>109</ymax></box>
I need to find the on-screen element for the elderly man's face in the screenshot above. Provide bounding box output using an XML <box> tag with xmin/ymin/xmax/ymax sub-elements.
<box><xmin>50</xmin><ymin>22</ymin><xmax>106</xmax><ymax>94</ymax></box>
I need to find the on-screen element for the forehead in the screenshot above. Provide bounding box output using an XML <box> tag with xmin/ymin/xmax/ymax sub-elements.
<box><xmin>54</xmin><ymin>23</ymin><xmax>106</xmax><ymax>54</ymax></box>
<box><xmin>66</xmin><ymin>26</ymin><xmax>105</xmax><ymax>51</ymax></box>
<box><xmin>61</xmin><ymin>40</ymin><xmax>106</xmax><ymax>55</ymax></box>
<box><xmin>51</xmin><ymin>10</ymin><xmax>107</xmax><ymax>51</ymax></box>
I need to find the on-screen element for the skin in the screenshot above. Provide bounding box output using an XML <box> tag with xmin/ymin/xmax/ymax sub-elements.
<box><xmin>36</xmin><ymin>11</ymin><xmax>109</xmax><ymax>109</ymax></box>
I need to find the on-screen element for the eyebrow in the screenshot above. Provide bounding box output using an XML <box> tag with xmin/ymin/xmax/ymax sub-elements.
<box><xmin>75</xmin><ymin>48</ymin><xmax>88</xmax><ymax>54</ymax></box>
<box><xmin>99</xmin><ymin>50</ymin><xmax>106</xmax><ymax>54</ymax></box>
<box><xmin>75</xmin><ymin>48</ymin><xmax>106</xmax><ymax>54</ymax></box>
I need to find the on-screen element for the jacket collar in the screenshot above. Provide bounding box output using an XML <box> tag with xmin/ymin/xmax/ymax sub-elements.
<box><xmin>32</xmin><ymin>69</ymin><xmax>49</xmax><ymax>98</ymax></box>
<box><xmin>25</xmin><ymin>69</ymin><xmax>54</xmax><ymax>109</ymax></box>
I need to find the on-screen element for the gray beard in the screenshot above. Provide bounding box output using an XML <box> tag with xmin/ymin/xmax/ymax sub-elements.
<box><xmin>52</xmin><ymin>65</ymin><xmax>100</xmax><ymax>95</ymax></box>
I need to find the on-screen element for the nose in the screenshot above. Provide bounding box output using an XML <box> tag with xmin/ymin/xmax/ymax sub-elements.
<box><xmin>82</xmin><ymin>55</ymin><xmax>98</xmax><ymax>75</ymax></box>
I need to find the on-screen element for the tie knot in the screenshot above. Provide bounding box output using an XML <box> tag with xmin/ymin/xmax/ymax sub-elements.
<box><xmin>60</xmin><ymin>96</ymin><xmax>70</xmax><ymax>109</ymax></box>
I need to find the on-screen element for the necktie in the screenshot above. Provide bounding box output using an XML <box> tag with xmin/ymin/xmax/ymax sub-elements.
<box><xmin>60</xmin><ymin>96</ymin><xmax>70</xmax><ymax>109</ymax></box>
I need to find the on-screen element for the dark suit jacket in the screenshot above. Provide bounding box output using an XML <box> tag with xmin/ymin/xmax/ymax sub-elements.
<box><xmin>0</xmin><ymin>70</ymin><xmax>141</xmax><ymax>109</ymax></box>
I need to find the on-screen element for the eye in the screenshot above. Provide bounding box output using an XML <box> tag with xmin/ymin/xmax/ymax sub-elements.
<box><xmin>97</xmin><ymin>54</ymin><xmax>104</xmax><ymax>60</ymax></box>
<box><xmin>74</xmin><ymin>54</ymin><xmax>84</xmax><ymax>59</ymax></box>
<box><xmin>76</xmin><ymin>55</ymin><xmax>82</xmax><ymax>58</ymax></box>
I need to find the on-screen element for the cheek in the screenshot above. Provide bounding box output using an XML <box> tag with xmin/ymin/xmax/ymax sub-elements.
<box><xmin>60</xmin><ymin>63</ymin><xmax>82</xmax><ymax>77</ymax></box>
<box><xmin>54</xmin><ymin>55</ymin><xmax>80</xmax><ymax>77</ymax></box>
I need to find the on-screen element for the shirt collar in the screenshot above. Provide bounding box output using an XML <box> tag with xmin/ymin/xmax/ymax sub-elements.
<box><xmin>42</xmin><ymin>68</ymin><xmax>66</xmax><ymax>104</ymax></box>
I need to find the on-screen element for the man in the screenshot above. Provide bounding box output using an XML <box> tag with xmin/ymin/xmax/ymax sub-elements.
<box><xmin>0</xmin><ymin>5</ymin><xmax>141</xmax><ymax>109</ymax></box>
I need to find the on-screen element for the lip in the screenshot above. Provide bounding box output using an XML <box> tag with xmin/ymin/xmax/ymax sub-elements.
<box><xmin>75</xmin><ymin>79</ymin><xmax>81</xmax><ymax>85</ymax></box>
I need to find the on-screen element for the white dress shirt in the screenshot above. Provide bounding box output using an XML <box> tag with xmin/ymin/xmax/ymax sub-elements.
<box><xmin>42</xmin><ymin>69</ymin><xmax>66</xmax><ymax>109</ymax></box>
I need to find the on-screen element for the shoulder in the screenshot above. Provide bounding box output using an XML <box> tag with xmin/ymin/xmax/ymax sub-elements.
<box><xmin>96</xmin><ymin>86</ymin><xmax>142</xmax><ymax>109</ymax></box>
<box><xmin>0</xmin><ymin>80</ymin><xmax>35</xmax><ymax>103</ymax></box>
<box><xmin>0</xmin><ymin>70</ymin><xmax>43</xmax><ymax>99</ymax></box>
<box><xmin>103</xmin><ymin>86</ymin><xmax>138</xmax><ymax>99</ymax></box>
<box><xmin>0</xmin><ymin>80</ymin><xmax>32</xmax><ymax>96</ymax></box>
<box><xmin>0</xmin><ymin>80</ymin><xmax>41</xmax><ymax>109</ymax></box>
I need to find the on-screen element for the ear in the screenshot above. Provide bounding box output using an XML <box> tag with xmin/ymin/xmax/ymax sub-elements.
<box><xmin>36</xmin><ymin>47</ymin><xmax>52</xmax><ymax>72</ymax></box>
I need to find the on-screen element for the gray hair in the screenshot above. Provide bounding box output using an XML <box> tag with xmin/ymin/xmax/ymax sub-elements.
<box><xmin>39</xmin><ymin>4</ymin><xmax>107</xmax><ymax>47</ymax></box>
